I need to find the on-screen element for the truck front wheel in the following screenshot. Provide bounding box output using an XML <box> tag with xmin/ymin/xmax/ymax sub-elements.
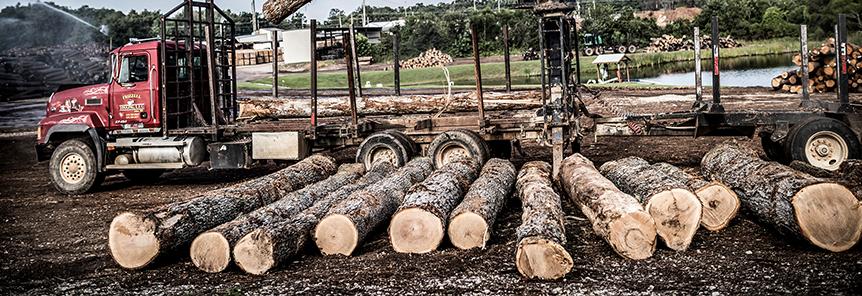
<box><xmin>49</xmin><ymin>139</ymin><xmax>104</xmax><ymax>195</ymax></box>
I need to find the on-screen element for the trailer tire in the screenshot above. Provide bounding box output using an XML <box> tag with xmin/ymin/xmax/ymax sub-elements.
<box><xmin>428</xmin><ymin>129</ymin><xmax>489</xmax><ymax>169</ymax></box>
<box><xmin>628</xmin><ymin>45</ymin><xmax>638</xmax><ymax>53</ymax></box>
<box><xmin>760</xmin><ymin>135</ymin><xmax>786</xmax><ymax>162</ymax></box>
<box><xmin>383</xmin><ymin>130</ymin><xmax>418</xmax><ymax>158</ymax></box>
<box><xmin>786</xmin><ymin>118</ymin><xmax>861</xmax><ymax>171</ymax></box>
<box><xmin>49</xmin><ymin>139</ymin><xmax>103</xmax><ymax>195</ymax></box>
<box><xmin>356</xmin><ymin>131</ymin><xmax>411</xmax><ymax>170</ymax></box>
<box><xmin>617</xmin><ymin>45</ymin><xmax>627</xmax><ymax>54</ymax></box>
<box><xmin>122</xmin><ymin>170</ymin><xmax>165</xmax><ymax>184</ymax></box>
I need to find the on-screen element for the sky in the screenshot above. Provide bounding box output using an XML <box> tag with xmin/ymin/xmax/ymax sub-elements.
<box><xmin>0</xmin><ymin>0</ymin><xmax>448</xmax><ymax>20</ymax></box>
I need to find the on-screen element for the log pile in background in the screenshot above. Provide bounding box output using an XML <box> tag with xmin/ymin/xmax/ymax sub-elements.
<box><xmin>645</xmin><ymin>34</ymin><xmax>741</xmax><ymax>53</ymax></box>
<box><xmin>600</xmin><ymin>156</ymin><xmax>702</xmax><ymax>251</ymax></box>
<box><xmin>701</xmin><ymin>144</ymin><xmax>862</xmax><ymax>252</ymax></box>
<box><xmin>447</xmin><ymin>159</ymin><xmax>516</xmax><ymax>250</ymax></box>
<box><xmin>560</xmin><ymin>154</ymin><xmax>657</xmax><ymax>260</ymax></box>
<box><xmin>652</xmin><ymin>162</ymin><xmax>740</xmax><ymax>232</ymax></box>
<box><xmin>312</xmin><ymin>158</ymin><xmax>434</xmax><ymax>257</ymax></box>
<box><xmin>1</xmin><ymin>43</ymin><xmax>108</xmax><ymax>101</ymax></box>
<box><xmin>400</xmin><ymin>48</ymin><xmax>453</xmax><ymax>69</ymax></box>
<box><xmin>107</xmin><ymin>154</ymin><xmax>337</xmax><ymax>270</ymax></box>
<box><xmin>772</xmin><ymin>39</ymin><xmax>862</xmax><ymax>93</ymax></box>
<box><xmin>514</xmin><ymin>161</ymin><xmax>573</xmax><ymax>280</ymax></box>
<box><xmin>190</xmin><ymin>163</ymin><xmax>369</xmax><ymax>273</ymax></box>
<box><xmin>389</xmin><ymin>157</ymin><xmax>480</xmax><ymax>254</ymax></box>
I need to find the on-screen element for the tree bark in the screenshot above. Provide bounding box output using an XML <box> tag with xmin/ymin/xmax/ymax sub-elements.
<box><xmin>190</xmin><ymin>163</ymin><xmax>372</xmax><ymax>273</ymax></box>
<box><xmin>599</xmin><ymin>156</ymin><xmax>702</xmax><ymax>251</ymax></box>
<box><xmin>108</xmin><ymin>154</ymin><xmax>337</xmax><ymax>270</ymax></box>
<box><xmin>514</xmin><ymin>161</ymin><xmax>573</xmax><ymax>280</ymax></box>
<box><xmin>388</xmin><ymin>157</ymin><xmax>480</xmax><ymax>253</ymax></box>
<box><xmin>447</xmin><ymin>158</ymin><xmax>517</xmax><ymax>250</ymax></box>
<box><xmin>560</xmin><ymin>154</ymin><xmax>656</xmax><ymax>260</ymax></box>
<box><xmin>652</xmin><ymin>162</ymin><xmax>740</xmax><ymax>232</ymax></box>
<box><xmin>701</xmin><ymin>144</ymin><xmax>862</xmax><ymax>252</ymax></box>
<box><xmin>262</xmin><ymin>0</ymin><xmax>312</xmax><ymax>24</ymax></box>
<box><xmin>237</xmin><ymin>91</ymin><xmax>543</xmax><ymax>120</ymax></box>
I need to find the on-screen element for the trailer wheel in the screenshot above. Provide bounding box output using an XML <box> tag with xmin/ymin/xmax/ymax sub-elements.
<box><xmin>595</xmin><ymin>47</ymin><xmax>604</xmax><ymax>55</ymax></box>
<box><xmin>122</xmin><ymin>170</ymin><xmax>165</xmax><ymax>184</ymax></box>
<box><xmin>760</xmin><ymin>136</ymin><xmax>786</xmax><ymax>162</ymax></box>
<box><xmin>628</xmin><ymin>45</ymin><xmax>638</xmax><ymax>53</ymax></box>
<box><xmin>428</xmin><ymin>129</ymin><xmax>489</xmax><ymax>169</ymax></box>
<box><xmin>786</xmin><ymin>118</ymin><xmax>860</xmax><ymax>171</ymax></box>
<box><xmin>356</xmin><ymin>131</ymin><xmax>412</xmax><ymax>170</ymax></box>
<box><xmin>583</xmin><ymin>48</ymin><xmax>594</xmax><ymax>56</ymax></box>
<box><xmin>383</xmin><ymin>130</ymin><xmax>418</xmax><ymax>158</ymax></box>
<box><xmin>617</xmin><ymin>45</ymin><xmax>627</xmax><ymax>53</ymax></box>
<box><xmin>49</xmin><ymin>139</ymin><xmax>104</xmax><ymax>195</ymax></box>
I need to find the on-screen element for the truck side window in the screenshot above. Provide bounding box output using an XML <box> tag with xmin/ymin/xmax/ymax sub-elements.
<box><xmin>118</xmin><ymin>55</ymin><xmax>149</xmax><ymax>84</ymax></box>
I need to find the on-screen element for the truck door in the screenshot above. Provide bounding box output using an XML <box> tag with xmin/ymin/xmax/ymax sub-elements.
<box><xmin>111</xmin><ymin>52</ymin><xmax>156</xmax><ymax>129</ymax></box>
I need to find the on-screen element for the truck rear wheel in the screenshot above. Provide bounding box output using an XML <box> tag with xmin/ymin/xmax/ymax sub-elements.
<box><xmin>356</xmin><ymin>131</ymin><xmax>413</xmax><ymax>170</ymax></box>
<box><xmin>122</xmin><ymin>170</ymin><xmax>165</xmax><ymax>184</ymax></box>
<box><xmin>49</xmin><ymin>139</ymin><xmax>103</xmax><ymax>195</ymax></box>
<box><xmin>617</xmin><ymin>45</ymin><xmax>627</xmax><ymax>53</ymax></box>
<box><xmin>786</xmin><ymin>118</ymin><xmax>860</xmax><ymax>171</ymax></box>
<box><xmin>428</xmin><ymin>129</ymin><xmax>489</xmax><ymax>169</ymax></box>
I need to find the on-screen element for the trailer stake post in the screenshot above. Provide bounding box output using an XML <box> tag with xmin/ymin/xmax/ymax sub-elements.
<box><xmin>393</xmin><ymin>30</ymin><xmax>401</xmax><ymax>96</ymax></box>
<box><xmin>310</xmin><ymin>20</ymin><xmax>318</xmax><ymax>137</ymax></box>
<box><xmin>837</xmin><ymin>14</ymin><xmax>849</xmax><ymax>109</ymax></box>
<box><xmin>503</xmin><ymin>24</ymin><xmax>512</xmax><ymax>92</ymax></box>
<box><xmin>799</xmin><ymin>24</ymin><xmax>811</xmax><ymax>105</ymax></box>
<box><xmin>471</xmin><ymin>23</ymin><xmax>485</xmax><ymax>128</ymax></box>
<box><xmin>709</xmin><ymin>16</ymin><xmax>723</xmax><ymax>112</ymax></box>
<box><xmin>344</xmin><ymin>36</ymin><xmax>359</xmax><ymax>132</ymax></box>
<box><xmin>271</xmin><ymin>30</ymin><xmax>278</xmax><ymax>98</ymax></box>
<box><xmin>349</xmin><ymin>22</ymin><xmax>363</xmax><ymax>97</ymax></box>
<box><xmin>693</xmin><ymin>27</ymin><xmax>703</xmax><ymax>107</ymax></box>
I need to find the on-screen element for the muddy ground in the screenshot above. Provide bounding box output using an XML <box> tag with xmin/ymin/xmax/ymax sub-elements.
<box><xmin>1</xmin><ymin>88</ymin><xmax>861</xmax><ymax>295</ymax></box>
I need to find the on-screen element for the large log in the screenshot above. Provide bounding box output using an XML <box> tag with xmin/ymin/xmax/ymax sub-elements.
<box><xmin>388</xmin><ymin>157</ymin><xmax>480</xmax><ymax>253</ymax></box>
<box><xmin>190</xmin><ymin>163</ymin><xmax>373</xmax><ymax>273</ymax></box>
<box><xmin>262</xmin><ymin>0</ymin><xmax>312</xmax><ymax>24</ymax></box>
<box><xmin>447</xmin><ymin>158</ymin><xmax>517</xmax><ymax>250</ymax></box>
<box><xmin>701</xmin><ymin>144</ymin><xmax>862</xmax><ymax>252</ymax></box>
<box><xmin>107</xmin><ymin>155</ymin><xmax>337</xmax><ymax>270</ymax></box>
<box><xmin>560</xmin><ymin>154</ymin><xmax>656</xmax><ymax>260</ymax></box>
<box><xmin>237</xmin><ymin>91</ymin><xmax>543</xmax><ymax>120</ymax></box>
<box><xmin>652</xmin><ymin>162</ymin><xmax>740</xmax><ymax>232</ymax></box>
<box><xmin>515</xmin><ymin>161</ymin><xmax>573</xmax><ymax>280</ymax></box>
<box><xmin>599</xmin><ymin>157</ymin><xmax>702</xmax><ymax>251</ymax></box>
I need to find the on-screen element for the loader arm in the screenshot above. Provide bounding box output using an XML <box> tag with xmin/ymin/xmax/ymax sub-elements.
<box><xmin>263</xmin><ymin>0</ymin><xmax>313</xmax><ymax>24</ymax></box>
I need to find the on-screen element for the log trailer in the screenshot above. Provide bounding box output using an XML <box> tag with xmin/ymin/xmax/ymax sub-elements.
<box><xmin>35</xmin><ymin>0</ymin><xmax>861</xmax><ymax>195</ymax></box>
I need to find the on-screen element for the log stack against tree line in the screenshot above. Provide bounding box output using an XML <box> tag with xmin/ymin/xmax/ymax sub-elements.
<box><xmin>560</xmin><ymin>154</ymin><xmax>657</xmax><ymax>260</ymax></box>
<box><xmin>701</xmin><ymin>144</ymin><xmax>862</xmax><ymax>252</ymax></box>
<box><xmin>107</xmin><ymin>155</ymin><xmax>337</xmax><ymax>270</ymax></box>
<box><xmin>652</xmin><ymin>162</ymin><xmax>740</xmax><ymax>232</ymax></box>
<box><xmin>237</xmin><ymin>90</ymin><xmax>543</xmax><ymax>120</ymax></box>
<box><xmin>645</xmin><ymin>34</ymin><xmax>741</xmax><ymax>52</ymax></box>
<box><xmin>400</xmin><ymin>48</ymin><xmax>454</xmax><ymax>69</ymax></box>
<box><xmin>599</xmin><ymin>157</ymin><xmax>702</xmax><ymax>251</ymax></box>
<box><xmin>231</xmin><ymin>161</ymin><xmax>403</xmax><ymax>275</ymax></box>
<box><xmin>311</xmin><ymin>158</ymin><xmax>435</xmax><ymax>257</ymax></box>
<box><xmin>772</xmin><ymin>38</ymin><xmax>862</xmax><ymax>93</ymax></box>
<box><xmin>190</xmin><ymin>163</ymin><xmax>371</xmax><ymax>273</ymax></box>
<box><xmin>388</xmin><ymin>157</ymin><xmax>480</xmax><ymax>254</ymax></box>
<box><xmin>514</xmin><ymin>161</ymin><xmax>573</xmax><ymax>280</ymax></box>
<box><xmin>447</xmin><ymin>158</ymin><xmax>517</xmax><ymax>250</ymax></box>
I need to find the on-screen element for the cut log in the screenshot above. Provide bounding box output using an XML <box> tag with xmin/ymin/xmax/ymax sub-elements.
<box><xmin>190</xmin><ymin>163</ymin><xmax>373</xmax><ymax>273</ymax></box>
<box><xmin>108</xmin><ymin>154</ymin><xmax>337</xmax><ymax>269</ymax></box>
<box><xmin>514</xmin><ymin>161</ymin><xmax>573</xmax><ymax>280</ymax></box>
<box><xmin>262</xmin><ymin>0</ymin><xmax>312</xmax><ymax>24</ymax></box>
<box><xmin>447</xmin><ymin>158</ymin><xmax>517</xmax><ymax>250</ymax></box>
<box><xmin>652</xmin><ymin>162</ymin><xmax>740</xmax><ymax>232</ymax></box>
<box><xmin>312</xmin><ymin>157</ymin><xmax>435</xmax><ymax>257</ymax></box>
<box><xmin>599</xmin><ymin>156</ymin><xmax>702</xmax><ymax>251</ymax></box>
<box><xmin>389</xmin><ymin>157</ymin><xmax>480</xmax><ymax>253</ymax></box>
<box><xmin>701</xmin><ymin>144</ymin><xmax>862</xmax><ymax>252</ymax></box>
<box><xmin>560</xmin><ymin>154</ymin><xmax>656</xmax><ymax>260</ymax></box>
<box><xmin>237</xmin><ymin>91</ymin><xmax>543</xmax><ymax>120</ymax></box>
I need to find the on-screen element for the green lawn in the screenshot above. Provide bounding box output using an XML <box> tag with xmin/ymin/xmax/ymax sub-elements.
<box><xmin>245</xmin><ymin>38</ymin><xmax>797</xmax><ymax>90</ymax></box>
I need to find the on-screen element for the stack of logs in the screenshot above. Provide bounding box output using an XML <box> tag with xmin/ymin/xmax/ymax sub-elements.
<box><xmin>771</xmin><ymin>39</ymin><xmax>862</xmax><ymax>93</ymax></box>
<box><xmin>400</xmin><ymin>48</ymin><xmax>453</xmax><ymax>69</ymax></box>
<box><xmin>1</xmin><ymin>43</ymin><xmax>108</xmax><ymax>101</ymax></box>
<box><xmin>645</xmin><ymin>34</ymin><xmax>742</xmax><ymax>52</ymax></box>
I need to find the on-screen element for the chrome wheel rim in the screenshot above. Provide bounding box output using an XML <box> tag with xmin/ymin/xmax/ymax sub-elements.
<box><xmin>60</xmin><ymin>153</ymin><xmax>87</xmax><ymax>184</ymax></box>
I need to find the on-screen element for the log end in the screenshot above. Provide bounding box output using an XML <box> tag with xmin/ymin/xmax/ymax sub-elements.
<box><xmin>696</xmin><ymin>183</ymin><xmax>740</xmax><ymax>232</ymax></box>
<box><xmin>108</xmin><ymin>212</ymin><xmax>159</xmax><ymax>269</ymax></box>
<box><xmin>646</xmin><ymin>188</ymin><xmax>702</xmax><ymax>251</ymax></box>
<box><xmin>389</xmin><ymin>208</ymin><xmax>444</xmax><ymax>254</ymax></box>
<box><xmin>608</xmin><ymin>210</ymin><xmax>657</xmax><ymax>260</ymax></box>
<box><xmin>447</xmin><ymin>212</ymin><xmax>490</xmax><ymax>250</ymax></box>
<box><xmin>190</xmin><ymin>232</ymin><xmax>231</xmax><ymax>273</ymax></box>
<box><xmin>793</xmin><ymin>183</ymin><xmax>862</xmax><ymax>252</ymax></box>
<box><xmin>233</xmin><ymin>229</ymin><xmax>275</xmax><ymax>275</ymax></box>
<box><xmin>314</xmin><ymin>214</ymin><xmax>359</xmax><ymax>256</ymax></box>
<box><xmin>515</xmin><ymin>237</ymin><xmax>573</xmax><ymax>280</ymax></box>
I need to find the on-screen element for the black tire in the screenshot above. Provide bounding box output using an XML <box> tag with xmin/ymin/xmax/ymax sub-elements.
<box><xmin>356</xmin><ymin>131</ymin><xmax>411</xmax><ymax>170</ymax></box>
<box><xmin>427</xmin><ymin>129</ymin><xmax>490</xmax><ymax>169</ymax></box>
<box><xmin>49</xmin><ymin>139</ymin><xmax>103</xmax><ymax>195</ymax></box>
<box><xmin>785</xmin><ymin>117</ymin><xmax>861</xmax><ymax>171</ymax></box>
<box><xmin>383</xmin><ymin>130</ymin><xmax>418</xmax><ymax>158</ymax></box>
<box><xmin>627</xmin><ymin>45</ymin><xmax>638</xmax><ymax>53</ymax></box>
<box><xmin>122</xmin><ymin>170</ymin><xmax>165</xmax><ymax>184</ymax></box>
<box><xmin>583</xmin><ymin>48</ymin><xmax>594</xmax><ymax>56</ymax></box>
<box><xmin>595</xmin><ymin>47</ymin><xmax>604</xmax><ymax>55</ymax></box>
<box><xmin>617</xmin><ymin>45</ymin><xmax>627</xmax><ymax>54</ymax></box>
<box><xmin>760</xmin><ymin>135</ymin><xmax>786</xmax><ymax>162</ymax></box>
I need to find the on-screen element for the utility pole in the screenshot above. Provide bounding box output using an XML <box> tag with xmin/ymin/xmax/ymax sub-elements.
<box><xmin>251</xmin><ymin>0</ymin><xmax>259</xmax><ymax>33</ymax></box>
<box><xmin>473</xmin><ymin>0</ymin><xmax>477</xmax><ymax>10</ymax></box>
<box><xmin>362</xmin><ymin>0</ymin><xmax>367</xmax><ymax>26</ymax></box>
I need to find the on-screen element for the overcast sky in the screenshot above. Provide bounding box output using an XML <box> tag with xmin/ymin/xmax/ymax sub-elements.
<box><xmin>0</xmin><ymin>0</ymin><xmax>447</xmax><ymax>20</ymax></box>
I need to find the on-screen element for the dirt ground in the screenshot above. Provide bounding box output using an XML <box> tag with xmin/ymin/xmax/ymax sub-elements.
<box><xmin>1</xmin><ymin>88</ymin><xmax>861</xmax><ymax>294</ymax></box>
